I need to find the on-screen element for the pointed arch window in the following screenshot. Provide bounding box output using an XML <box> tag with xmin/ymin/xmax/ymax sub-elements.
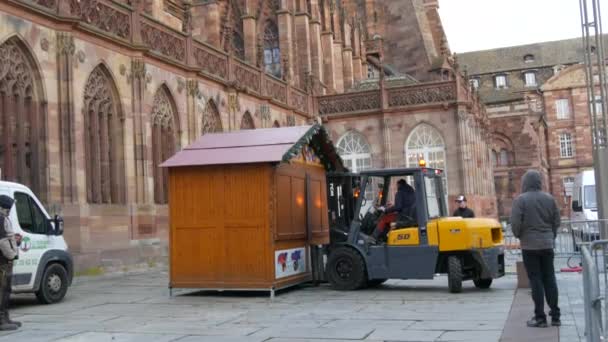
<box><xmin>264</xmin><ymin>20</ymin><xmax>282</xmax><ymax>78</ymax></box>
<box><xmin>232</xmin><ymin>31</ymin><xmax>245</xmax><ymax>60</ymax></box>
<box><xmin>83</xmin><ymin>65</ymin><xmax>126</xmax><ymax>204</ymax></box>
<box><xmin>223</xmin><ymin>1</ymin><xmax>245</xmax><ymax>60</ymax></box>
<box><xmin>202</xmin><ymin>100</ymin><xmax>223</xmax><ymax>134</ymax></box>
<box><xmin>240</xmin><ymin>111</ymin><xmax>255</xmax><ymax>130</ymax></box>
<box><xmin>0</xmin><ymin>37</ymin><xmax>46</xmax><ymax>197</ymax></box>
<box><xmin>151</xmin><ymin>86</ymin><xmax>179</xmax><ymax>204</ymax></box>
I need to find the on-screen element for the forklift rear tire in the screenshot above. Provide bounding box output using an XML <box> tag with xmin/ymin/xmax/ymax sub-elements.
<box><xmin>327</xmin><ymin>247</ymin><xmax>367</xmax><ymax>290</ymax></box>
<box><xmin>447</xmin><ymin>256</ymin><xmax>463</xmax><ymax>293</ymax></box>
<box><xmin>473</xmin><ymin>278</ymin><xmax>493</xmax><ymax>289</ymax></box>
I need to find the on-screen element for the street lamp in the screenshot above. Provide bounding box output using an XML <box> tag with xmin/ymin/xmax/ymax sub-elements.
<box><xmin>580</xmin><ymin>0</ymin><xmax>608</xmax><ymax>238</ymax></box>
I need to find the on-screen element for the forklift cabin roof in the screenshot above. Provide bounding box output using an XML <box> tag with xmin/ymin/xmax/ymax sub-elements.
<box><xmin>161</xmin><ymin>124</ymin><xmax>346</xmax><ymax>171</ymax></box>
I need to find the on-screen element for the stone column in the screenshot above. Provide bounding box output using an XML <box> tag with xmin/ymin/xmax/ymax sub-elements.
<box><xmin>352</xmin><ymin>56</ymin><xmax>362</xmax><ymax>84</ymax></box>
<box><xmin>131</xmin><ymin>59</ymin><xmax>147</xmax><ymax>203</ymax></box>
<box><xmin>295</xmin><ymin>10</ymin><xmax>312</xmax><ymax>88</ymax></box>
<box><xmin>342</xmin><ymin>47</ymin><xmax>354</xmax><ymax>91</ymax></box>
<box><xmin>309</xmin><ymin>0</ymin><xmax>323</xmax><ymax>85</ymax></box>
<box><xmin>192</xmin><ymin>2</ymin><xmax>221</xmax><ymax>47</ymax></box>
<box><xmin>457</xmin><ymin>110</ymin><xmax>472</xmax><ymax>195</ymax></box>
<box><xmin>186</xmin><ymin>80</ymin><xmax>199</xmax><ymax>142</ymax></box>
<box><xmin>486</xmin><ymin>130</ymin><xmax>496</xmax><ymax>195</ymax></box>
<box><xmin>243</xmin><ymin>14</ymin><xmax>257</xmax><ymax>64</ymax></box>
<box><xmin>278</xmin><ymin>7</ymin><xmax>295</xmax><ymax>85</ymax></box>
<box><xmin>226</xmin><ymin>90</ymin><xmax>239</xmax><ymax>132</ymax></box>
<box><xmin>321</xmin><ymin>32</ymin><xmax>335</xmax><ymax>91</ymax></box>
<box><xmin>341</xmin><ymin>20</ymin><xmax>353</xmax><ymax>91</ymax></box>
<box><xmin>56</xmin><ymin>32</ymin><xmax>76</xmax><ymax>203</ymax></box>
<box><xmin>352</xmin><ymin>24</ymin><xmax>363</xmax><ymax>83</ymax></box>
<box><xmin>469</xmin><ymin>119</ymin><xmax>479</xmax><ymax>195</ymax></box>
<box><xmin>333</xmin><ymin>41</ymin><xmax>344</xmax><ymax>93</ymax></box>
<box><xmin>475</xmin><ymin>123</ymin><xmax>483</xmax><ymax>195</ymax></box>
<box><xmin>382</xmin><ymin>117</ymin><xmax>392</xmax><ymax>168</ymax></box>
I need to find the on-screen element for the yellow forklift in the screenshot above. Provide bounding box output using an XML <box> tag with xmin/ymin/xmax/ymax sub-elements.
<box><xmin>323</xmin><ymin>165</ymin><xmax>505</xmax><ymax>293</ymax></box>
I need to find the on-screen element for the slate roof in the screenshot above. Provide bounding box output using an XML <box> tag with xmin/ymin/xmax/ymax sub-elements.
<box><xmin>457</xmin><ymin>36</ymin><xmax>608</xmax><ymax>75</ymax></box>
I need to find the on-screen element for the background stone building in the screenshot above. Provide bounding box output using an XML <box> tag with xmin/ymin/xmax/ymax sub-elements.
<box><xmin>1</xmin><ymin>0</ymin><xmax>496</xmax><ymax>270</ymax></box>
<box><xmin>460</xmin><ymin>37</ymin><xmax>602</xmax><ymax>218</ymax></box>
<box><xmin>319</xmin><ymin>0</ymin><xmax>497</xmax><ymax>218</ymax></box>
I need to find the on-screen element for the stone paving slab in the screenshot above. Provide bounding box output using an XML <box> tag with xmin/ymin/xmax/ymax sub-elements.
<box><xmin>367</xmin><ymin>328</ymin><xmax>444</xmax><ymax>341</ymax></box>
<box><xmin>56</xmin><ymin>332</ymin><xmax>184</xmax><ymax>342</ymax></box>
<box><xmin>0</xmin><ymin>269</ymin><xmax>519</xmax><ymax>342</ymax></box>
<box><xmin>0</xmin><ymin>330</ymin><xmax>82</xmax><ymax>341</ymax></box>
<box><xmin>556</xmin><ymin>272</ymin><xmax>586</xmax><ymax>342</ymax></box>
<box><xmin>438</xmin><ymin>330</ymin><xmax>503</xmax><ymax>341</ymax></box>
<box><xmin>500</xmin><ymin>289</ymin><xmax>559</xmax><ymax>342</ymax></box>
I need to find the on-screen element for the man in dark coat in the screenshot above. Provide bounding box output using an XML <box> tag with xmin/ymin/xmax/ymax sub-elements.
<box><xmin>452</xmin><ymin>195</ymin><xmax>475</xmax><ymax>218</ymax></box>
<box><xmin>510</xmin><ymin>170</ymin><xmax>561</xmax><ymax>328</ymax></box>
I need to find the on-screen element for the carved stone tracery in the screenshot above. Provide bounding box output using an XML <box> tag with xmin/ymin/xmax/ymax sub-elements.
<box><xmin>202</xmin><ymin>100</ymin><xmax>223</xmax><ymax>134</ymax></box>
<box><xmin>318</xmin><ymin>91</ymin><xmax>381</xmax><ymax>115</ymax></box>
<box><xmin>83</xmin><ymin>65</ymin><xmax>126</xmax><ymax>204</ymax></box>
<box><xmin>265</xmin><ymin>77</ymin><xmax>287</xmax><ymax>103</ymax></box>
<box><xmin>152</xmin><ymin>87</ymin><xmax>176</xmax><ymax>129</ymax></box>
<box><xmin>0</xmin><ymin>37</ymin><xmax>45</xmax><ymax>196</ymax></box>
<box><xmin>151</xmin><ymin>86</ymin><xmax>178</xmax><ymax>204</ymax></box>
<box><xmin>240</xmin><ymin>111</ymin><xmax>255</xmax><ymax>129</ymax></box>
<box><xmin>70</xmin><ymin>0</ymin><xmax>131</xmax><ymax>40</ymax></box>
<box><xmin>141</xmin><ymin>23</ymin><xmax>186</xmax><ymax>62</ymax></box>
<box><xmin>387</xmin><ymin>84</ymin><xmax>456</xmax><ymax>107</ymax></box>
<box><xmin>195</xmin><ymin>48</ymin><xmax>228</xmax><ymax>80</ymax></box>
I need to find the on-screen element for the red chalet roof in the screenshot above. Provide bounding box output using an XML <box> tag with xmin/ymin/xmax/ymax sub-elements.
<box><xmin>161</xmin><ymin>125</ymin><xmax>345</xmax><ymax>171</ymax></box>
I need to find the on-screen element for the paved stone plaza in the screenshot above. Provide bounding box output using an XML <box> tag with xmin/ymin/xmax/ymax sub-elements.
<box><xmin>0</xmin><ymin>269</ymin><xmax>586</xmax><ymax>342</ymax></box>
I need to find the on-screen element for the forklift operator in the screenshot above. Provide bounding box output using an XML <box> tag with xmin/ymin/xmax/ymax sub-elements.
<box><xmin>371</xmin><ymin>179</ymin><xmax>415</xmax><ymax>240</ymax></box>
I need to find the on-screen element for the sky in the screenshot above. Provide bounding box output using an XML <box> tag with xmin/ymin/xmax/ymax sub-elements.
<box><xmin>439</xmin><ymin>0</ymin><xmax>608</xmax><ymax>53</ymax></box>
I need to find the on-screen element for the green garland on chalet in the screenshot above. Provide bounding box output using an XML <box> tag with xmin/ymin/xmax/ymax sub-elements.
<box><xmin>281</xmin><ymin>124</ymin><xmax>347</xmax><ymax>172</ymax></box>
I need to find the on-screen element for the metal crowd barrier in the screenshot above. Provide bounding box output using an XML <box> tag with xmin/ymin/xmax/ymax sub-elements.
<box><xmin>504</xmin><ymin>220</ymin><xmax>608</xmax><ymax>262</ymax></box>
<box><xmin>582</xmin><ymin>239</ymin><xmax>608</xmax><ymax>342</ymax></box>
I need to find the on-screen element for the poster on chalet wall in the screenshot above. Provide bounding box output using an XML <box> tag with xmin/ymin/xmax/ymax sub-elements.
<box><xmin>275</xmin><ymin>247</ymin><xmax>307</xmax><ymax>279</ymax></box>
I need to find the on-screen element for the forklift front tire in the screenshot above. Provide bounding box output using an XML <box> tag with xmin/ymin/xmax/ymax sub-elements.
<box><xmin>447</xmin><ymin>256</ymin><xmax>463</xmax><ymax>293</ymax></box>
<box><xmin>327</xmin><ymin>247</ymin><xmax>367</xmax><ymax>290</ymax></box>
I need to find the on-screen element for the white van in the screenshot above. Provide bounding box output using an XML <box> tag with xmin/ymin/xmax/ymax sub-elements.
<box><xmin>571</xmin><ymin>170</ymin><xmax>599</xmax><ymax>242</ymax></box>
<box><xmin>0</xmin><ymin>181</ymin><xmax>73</xmax><ymax>304</ymax></box>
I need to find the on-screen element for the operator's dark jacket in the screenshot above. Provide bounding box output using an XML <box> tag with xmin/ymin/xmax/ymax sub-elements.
<box><xmin>510</xmin><ymin>170</ymin><xmax>561</xmax><ymax>250</ymax></box>
<box><xmin>387</xmin><ymin>183</ymin><xmax>415</xmax><ymax>216</ymax></box>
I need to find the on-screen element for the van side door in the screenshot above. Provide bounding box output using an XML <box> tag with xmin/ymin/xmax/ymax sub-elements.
<box><xmin>12</xmin><ymin>192</ymin><xmax>50</xmax><ymax>290</ymax></box>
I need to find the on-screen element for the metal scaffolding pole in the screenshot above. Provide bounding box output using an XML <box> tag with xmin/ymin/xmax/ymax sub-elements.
<box><xmin>580</xmin><ymin>0</ymin><xmax>608</xmax><ymax>238</ymax></box>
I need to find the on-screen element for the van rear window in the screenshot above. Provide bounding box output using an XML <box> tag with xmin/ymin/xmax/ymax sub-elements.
<box><xmin>585</xmin><ymin>185</ymin><xmax>597</xmax><ymax>210</ymax></box>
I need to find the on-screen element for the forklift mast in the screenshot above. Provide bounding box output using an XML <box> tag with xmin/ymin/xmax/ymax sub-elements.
<box><xmin>326</xmin><ymin>173</ymin><xmax>361</xmax><ymax>242</ymax></box>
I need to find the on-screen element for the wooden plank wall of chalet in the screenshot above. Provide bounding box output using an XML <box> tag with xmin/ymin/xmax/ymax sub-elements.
<box><xmin>169</xmin><ymin>165</ymin><xmax>271</xmax><ymax>288</ymax></box>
